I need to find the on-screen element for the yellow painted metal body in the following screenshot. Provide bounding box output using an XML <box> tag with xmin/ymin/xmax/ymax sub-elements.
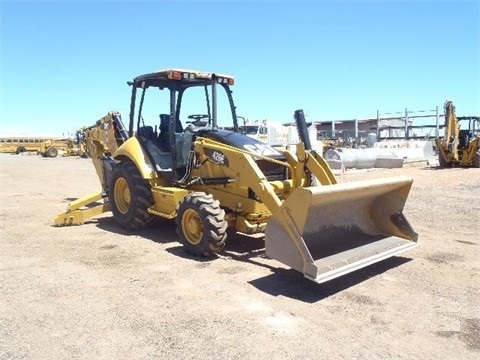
<box><xmin>436</xmin><ymin>136</ymin><xmax>480</xmax><ymax>166</ymax></box>
<box><xmin>54</xmin><ymin>191</ymin><xmax>111</xmax><ymax>226</ymax></box>
<box><xmin>83</xmin><ymin>113</ymin><xmax>126</xmax><ymax>192</ymax></box>
<box><xmin>149</xmin><ymin>187</ymin><xmax>189</xmax><ymax>219</ymax></box>
<box><xmin>181</xmin><ymin>208</ymin><xmax>204</xmax><ymax>244</ymax></box>
<box><xmin>436</xmin><ymin>101</ymin><xmax>480</xmax><ymax>167</ymax></box>
<box><xmin>114</xmin><ymin>137</ymin><xmax>160</xmax><ymax>181</ymax></box>
<box><xmin>175</xmin><ymin>139</ymin><xmax>338</xmax><ymax>234</ymax></box>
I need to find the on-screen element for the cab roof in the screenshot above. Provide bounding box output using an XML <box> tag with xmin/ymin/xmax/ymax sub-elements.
<box><xmin>131</xmin><ymin>68</ymin><xmax>235</xmax><ymax>89</ymax></box>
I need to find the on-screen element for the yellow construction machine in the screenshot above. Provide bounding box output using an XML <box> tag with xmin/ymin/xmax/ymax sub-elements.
<box><xmin>38</xmin><ymin>139</ymin><xmax>69</xmax><ymax>157</ymax></box>
<box><xmin>62</xmin><ymin>131</ymin><xmax>88</xmax><ymax>158</ymax></box>
<box><xmin>55</xmin><ymin>69</ymin><xmax>418</xmax><ymax>284</ymax></box>
<box><xmin>436</xmin><ymin>100</ymin><xmax>480</xmax><ymax>167</ymax></box>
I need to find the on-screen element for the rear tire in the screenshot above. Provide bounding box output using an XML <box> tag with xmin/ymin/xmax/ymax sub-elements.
<box><xmin>16</xmin><ymin>147</ymin><xmax>26</xmax><ymax>154</ymax></box>
<box><xmin>46</xmin><ymin>147</ymin><xmax>58</xmax><ymax>158</ymax></box>
<box><xmin>109</xmin><ymin>161</ymin><xmax>155</xmax><ymax>230</ymax></box>
<box><xmin>176</xmin><ymin>192</ymin><xmax>227</xmax><ymax>256</ymax></box>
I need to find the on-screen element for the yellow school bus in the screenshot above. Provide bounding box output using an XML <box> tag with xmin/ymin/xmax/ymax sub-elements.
<box><xmin>0</xmin><ymin>137</ymin><xmax>67</xmax><ymax>156</ymax></box>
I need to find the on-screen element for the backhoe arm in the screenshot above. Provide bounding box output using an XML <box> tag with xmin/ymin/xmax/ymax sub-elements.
<box><xmin>54</xmin><ymin>112</ymin><xmax>128</xmax><ymax>226</ymax></box>
<box><xmin>83</xmin><ymin>112</ymin><xmax>127</xmax><ymax>192</ymax></box>
<box><xmin>442</xmin><ymin>100</ymin><xmax>460</xmax><ymax>161</ymax></box>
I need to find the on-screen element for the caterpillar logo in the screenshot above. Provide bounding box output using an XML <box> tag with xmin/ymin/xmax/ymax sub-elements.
<box><xmin>243</xmin><ymin>143</ymin><xmax>279</xmax><ymax>156</ymax></box>
<box><xmin>204</xmin><ymin>148</ymin><xmax>229</xmax><ymax>167</ymax></box>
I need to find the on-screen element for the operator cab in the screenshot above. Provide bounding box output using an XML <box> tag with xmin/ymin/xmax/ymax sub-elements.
<box><xmin>129</xmin><ymin>69</ymin><xmax>238</xmax><ymax>180</ymax></box>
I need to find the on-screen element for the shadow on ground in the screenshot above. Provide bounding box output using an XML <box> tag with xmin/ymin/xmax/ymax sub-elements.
<box><xmin>420</xmin><ymin>166</ymin><xmax>471</xmax><ymax>171</ymax></box>
<box><xmin>95</xmin><ymin>216</ymin><xmax>178</xmax><ymax>244</ymax></box>
<box><xmin>95</xmin><ymin>218</ymin><xmax>413</xmax><ymax>300</ymax></box>
<box><xmin>248</xmin><ymin>257</ymin><xmax>412</xmax><ymax>303</ymax></box>
<box><xmin>165</xmin><ymin>231</ymin><xmax>270</xmax><ymax>266</ymax></box>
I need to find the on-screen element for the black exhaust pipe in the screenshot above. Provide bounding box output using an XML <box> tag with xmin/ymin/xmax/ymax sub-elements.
<box><xmin>294</xmin><ymin>109</ymin><xmax>312</xmax><ymax>150</ymax></box>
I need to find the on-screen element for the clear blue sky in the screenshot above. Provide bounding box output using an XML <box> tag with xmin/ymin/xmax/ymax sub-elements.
<box><xmin>1</xmin><ymin>0</ymin><xmax>479</xmax><ymax>136</ymax></box>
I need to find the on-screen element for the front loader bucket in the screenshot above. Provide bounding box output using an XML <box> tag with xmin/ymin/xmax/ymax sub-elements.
<box><xmin>265</xmin><ymin>176</ymin><xmax>418</xmax><ymax>284</ymax></box>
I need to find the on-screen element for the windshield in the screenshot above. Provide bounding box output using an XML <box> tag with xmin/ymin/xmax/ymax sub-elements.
<box><xmin>133</xmin><ymin>82</ymin><xmax>236</xmax><ymax>132</ymax></box>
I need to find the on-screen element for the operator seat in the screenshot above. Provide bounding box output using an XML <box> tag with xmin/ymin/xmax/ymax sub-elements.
<box><xmin>137</xmin><ymin>126</ymin><xmax>155</xmax><ymax>141</ymax></box>
<box><xmin>175</xmin><ymin>118</ymin><xmax>183</xmax><ymax>133</ymax></box>
<box><xmin>138</xmin><ymin>125</ymin><xmax>164</xmax><ymax>155</ymax></box>
<box><xmin>158</xmin><ymin>114</ymin><xmax>184</xmax><ymax>152</ymax></box>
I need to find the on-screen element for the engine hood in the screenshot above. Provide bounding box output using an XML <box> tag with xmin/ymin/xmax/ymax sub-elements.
<box><xmin>198</xmin><ymin>129</ymin><xmax>284</xmax><ymax>158</ymax></box>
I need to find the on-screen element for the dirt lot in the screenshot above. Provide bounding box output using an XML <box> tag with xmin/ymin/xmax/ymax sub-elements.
<box><xmin>0</xmin><ymin>153</ymin><xmax>479</xmax><ymax>359</ymax></box>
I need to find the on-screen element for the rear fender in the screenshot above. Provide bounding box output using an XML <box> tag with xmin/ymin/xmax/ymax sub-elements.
<box><xmin>113</xmin><ymin>137</ymin><xmax>158</xmax><ymax>180</ymax></box>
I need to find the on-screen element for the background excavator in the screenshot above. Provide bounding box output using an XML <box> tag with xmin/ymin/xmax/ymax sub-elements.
<box><xmin>436</xmin><ymin>100</ymin><xmax>480</xmax><ymax>167</ymax></box>
<box><xmin>55</xmin><ymin>69</ymin><xmax>418</xmax><ymax>284</ymax></box>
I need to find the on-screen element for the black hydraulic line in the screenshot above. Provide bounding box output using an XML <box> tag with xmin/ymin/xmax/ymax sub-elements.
<box><xmin>204</xmin><ymin>85</ymin><xmax>211</xmax><ymax>122</ymax></box>
<box><xmin>223</xmin><ymin>84</ymin><xmax>238</xmax><ymax>133</ymax></box>
<box><xmin>112</xmin><ymin>113</ymin><xmax>129</xmax><ymax>142</ymax></box>
<box><xmin>200</xmin><ymin>177</ymin><xmax>234</xmax><ymax>185</ymax></box>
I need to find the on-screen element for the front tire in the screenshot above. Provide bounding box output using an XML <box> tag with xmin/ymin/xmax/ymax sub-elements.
<box><xmin>46</xmin><ymin>147</ymin><xmax>58</xmax><ymax>158</ymax></box>
<box><xmin>109</xmin><ymin>161</ymin><xmax>155</xmax><ymax>230</ymax></box>
<box><xmin>176</xmin><ymin>192</ymin><xmax>227</xmax><ymax>256</ymax></box>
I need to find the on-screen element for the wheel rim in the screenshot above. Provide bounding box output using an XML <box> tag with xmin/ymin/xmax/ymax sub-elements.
<box><xmin>114</xmin><ymin>178</ymin><xmax>131</xmax><ymax>214</ymax></box>
<box><xmin>182</xmin><ymin>208</ymin><xmax>203</xmax><ymax>245</ymax></box>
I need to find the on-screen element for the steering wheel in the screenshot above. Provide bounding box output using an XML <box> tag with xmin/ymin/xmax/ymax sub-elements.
<box><xmin>187</xmin><ymin>114</ymin><xmax>209</xmax><ymax>123</ymax></box>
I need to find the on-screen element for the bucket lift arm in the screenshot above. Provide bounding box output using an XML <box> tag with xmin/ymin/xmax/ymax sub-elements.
<box><xmin>192</xmin><ymin>135</ymin><xmax>418</xmax><ymax>284</ymax></box>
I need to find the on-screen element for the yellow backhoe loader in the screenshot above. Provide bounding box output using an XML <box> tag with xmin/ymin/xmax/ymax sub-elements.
<box><xmin>55</xmin><ymin>69</ymin><xmax>418</xmax><ymax>284</ymax></box>
<box><xmin>436</xmin><ymin>100</ymin><xmax>480</xmax><ymax>167</ymax></box>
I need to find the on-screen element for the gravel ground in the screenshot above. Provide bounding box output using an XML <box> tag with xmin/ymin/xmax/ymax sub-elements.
<box><xmin>1</xmin><ymin>153</ymin><xmax>479</xmax><ymax>359</ymax></box>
